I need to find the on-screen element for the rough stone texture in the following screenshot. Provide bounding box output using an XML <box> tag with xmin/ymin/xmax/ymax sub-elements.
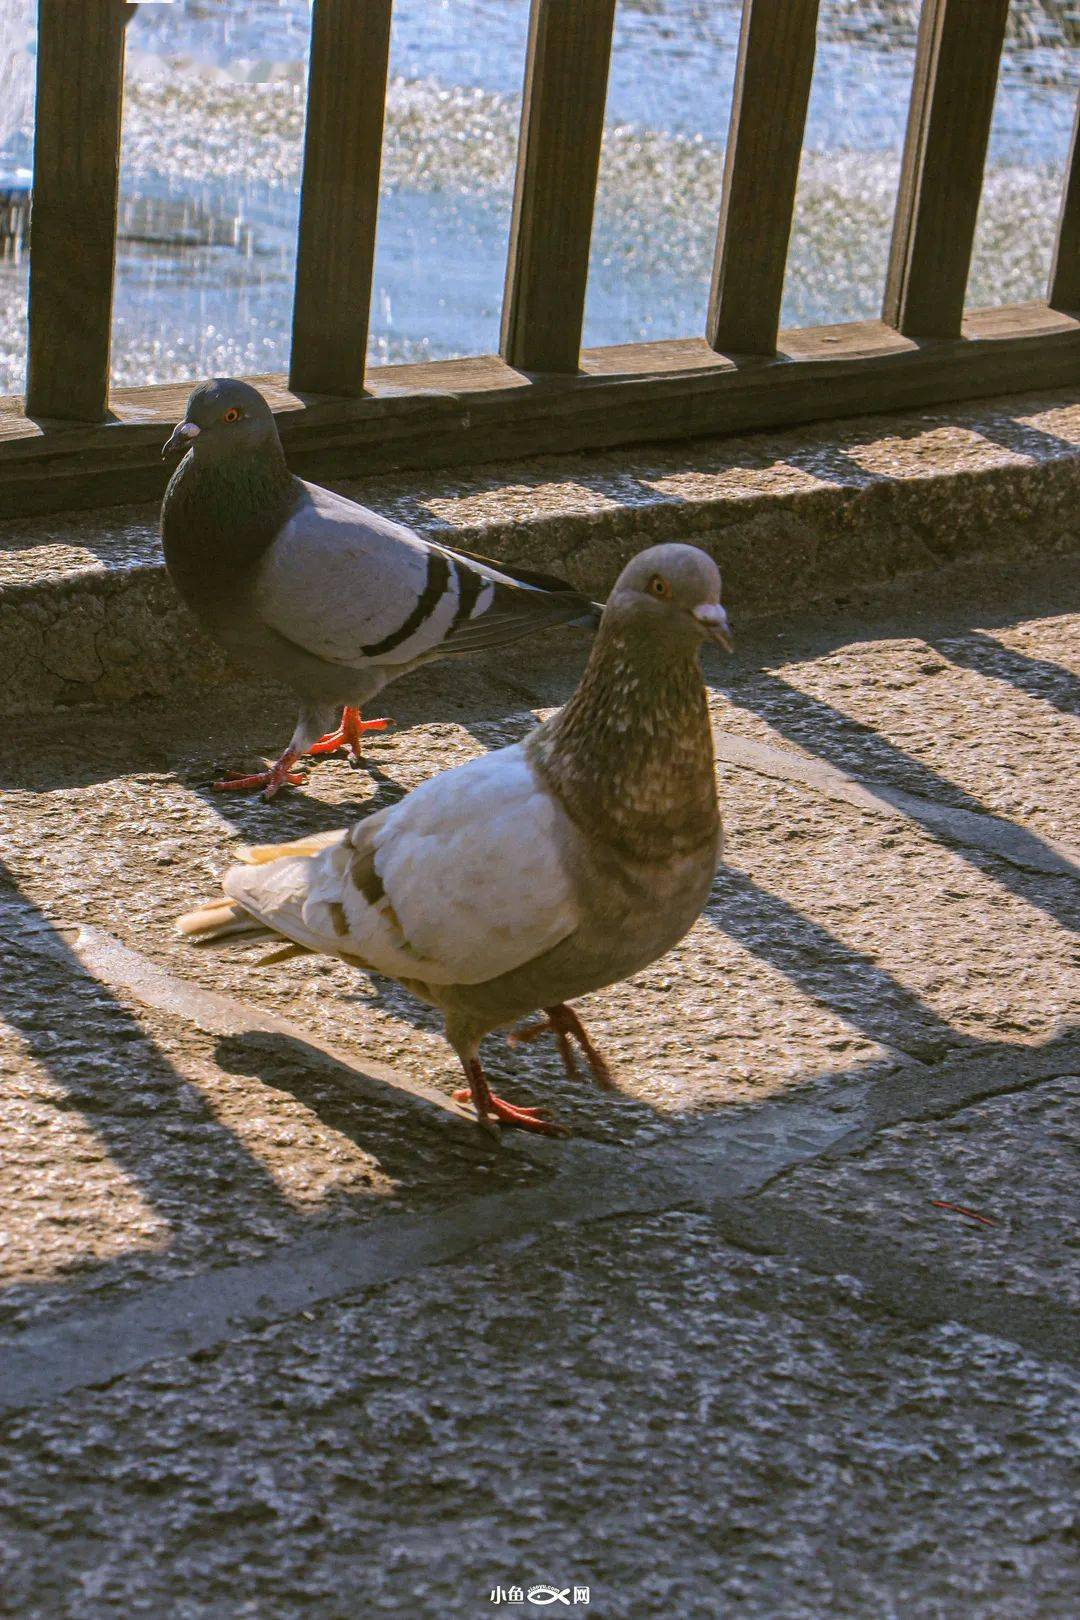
<box><xmin>0</xmin><ymin>1211</ymin><xmax>1077</xmax><ymax>1620</ymax></box>
<box><xmin>0</xmin><ymin>388</ymin><xmax>1077</xmax><ymax>712</ymax></box>
<box><xmin>716</xmin><ymin>614</ymin><xmax>1080</xmax><ymax>848</ymax></box>
<box><xmin>768</xmin><ymin>1076</ymin><xmax>1080</xmax><ymax>1311</ymax></box>
<box><xmin>0</xmin><ymin>923</ymin><xmax>542</xmax><ymax>1338</ymax></box>
<box><xmin>0</xmin><ymin>555</ymin><xmax>1076</xmax><ymax>1348</ymax></box>
<box><xmin>0</xmin><ymin>567</ymin><xmax>228</xmax><ymax>714</ymax></box>
<box><xmin>0</xmin><ymin>438</ymin><xmax>1078</xmax><ymax>1615</ymax></box>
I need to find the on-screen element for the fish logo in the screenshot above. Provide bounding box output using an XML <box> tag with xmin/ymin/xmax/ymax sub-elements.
<box><xmin>527</xmin><ymin>1588</ymin><xmax>571</xmax><ymax>1607</ymax></box>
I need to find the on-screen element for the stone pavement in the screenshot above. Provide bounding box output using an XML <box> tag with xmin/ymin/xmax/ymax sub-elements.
<box><xmin>0</xmin><ymin>550</ymin><xmax>1077</xmax><ymax>1618</ymax></box>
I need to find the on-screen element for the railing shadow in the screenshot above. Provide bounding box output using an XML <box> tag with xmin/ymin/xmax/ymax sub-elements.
<box><xmin>926</xmin><ymin>630</ymin><xmax>1080</xmax><ymax>720</ymax></box>
<box><xmin>0</xmin><ymin>864</ymin><xmax>293</xmax><ymax>1315</ymax></box>
<box><xmin>969</xmin><ymin>414</ymin><xmax>1080</xmax><ymax>465</ymax></box>
<box><xmin>0</xmin><ymin>505</ymin><xmax>161</xmax><ymax>573</ymax></box>
<box><xmin>2</xmin><ymin>809</ymin><xmax>1077</xmax><ymax>1338</ymax></box>
<box><xmin>705</xmin><ymin>869</ymin><xmax>973</xmax><ymax>1065</ymax></box>
<box><xmin>2</xmin><ymin>528</ymin><xmax>1078</xmax><ymax>1334</ymax></box>
<box><xmin>0</xmin><ymin>862</ymin><xmax>512</xmax><ymax>1332</ymax></box>
<box><xmin>712</xmin><ymin>669</ymin><xmax>1079</xmax><ymax>932</ymax></box>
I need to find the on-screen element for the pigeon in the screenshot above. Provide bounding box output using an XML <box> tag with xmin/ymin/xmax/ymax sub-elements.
<box><xmin>178</xmin><ymin>543</ymin><xmax>734</xmax><ymax>1138</ymax></box>
<box><xmin>160</xmin><ymin>378</ymin><xmax>598</xmax><ymax>798</ymax></box>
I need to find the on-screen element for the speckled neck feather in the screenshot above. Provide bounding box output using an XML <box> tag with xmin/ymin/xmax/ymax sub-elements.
<box><xmin>528</xmin><ymin>619</ymin><xmax>719</xmax><ymax>863</ymax></box>
<box><xmin>161</xmin><ymin>440</ymin><xmax>299</xmax><ymax>613</ymax></box>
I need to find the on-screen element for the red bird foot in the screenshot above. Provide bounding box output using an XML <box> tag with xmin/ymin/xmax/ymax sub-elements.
<box><xmin>453</xmin><ymin>1059</ymin><xmax>569</xmax><ymax>1138</ymax></box>
<box><xmin>212</xmin><ymin>749</ymin><xmax>304</xmax><ymax>800</ymax></box>
<box><xmin>308</xmin><ymin>706</ymin><xmax>392</xmax><ymax>761</ymax></box>
<box><xmin>508</xmin><ymin>1003</ymin><xmax>616</xmax><ymax>1089</ymax></box>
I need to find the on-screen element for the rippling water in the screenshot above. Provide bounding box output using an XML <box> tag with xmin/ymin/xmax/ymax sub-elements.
<box><xmin>0</xmin><ymin>0</ymin><xmax>1075</xmax><ymax>393</ymax></box>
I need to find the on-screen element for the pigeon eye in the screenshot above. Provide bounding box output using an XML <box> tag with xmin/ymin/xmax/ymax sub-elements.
<box><xmin>648</xmin><ymin>576</ymin><xmax>671</xmax><ymax>599</ymax></box>
<box><xmin>222</xmin><ymin>407</ymin><xmax>242</xmax><ymax>424</ymax></box>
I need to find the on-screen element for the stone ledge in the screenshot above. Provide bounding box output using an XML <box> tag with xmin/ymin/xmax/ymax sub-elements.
<box><xmin>0</xmin><ymin>387</ymin><xmax>1077</xmax><ymax>713</ymax></box>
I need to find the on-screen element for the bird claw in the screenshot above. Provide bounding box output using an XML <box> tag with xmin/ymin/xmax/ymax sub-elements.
<box><xmin>212</xmin><ymin>764</ymin><xmax>304</xmax><ymax>799</ymax></box>
<box><xmin>308</xmin><ymin>708</ymin><xmax>393</xmax><ymax>760</ymax></box>
<box><xmin>451</xmin><ymin>1085</ymin><xmax>569</xmax><ymax>1138</ymax></box>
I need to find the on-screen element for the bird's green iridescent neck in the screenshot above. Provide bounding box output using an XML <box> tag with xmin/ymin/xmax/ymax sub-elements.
<box><xmin>161</xmin><ymin>441</ymin><xmax>299</xmax><ymax>603</ymax></box>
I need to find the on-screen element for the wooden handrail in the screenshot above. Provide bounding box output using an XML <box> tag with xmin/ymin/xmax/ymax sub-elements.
<box><xmin>8</xmin><ymin>0</ymin><xmax>1075</xmax><ymax>499</ymax></box>
<box><xmin>883</xmin><ymin>0</ymin><xmax>1009</xmax><ymax>340</ymax></box>
<box><xmin>1049</xmin><ymin>93</ymin><xmax>1080</xmax><ymax>314</ymax></box>
<box><xmin>3</xmin><ymin>304</ymin><xmax>1076</xmax><ymax>520</ymax></box>
<box><xmin>289</xmin><ymin>0</ymin><xmax>393</xmax><ymax>397</ymax></box>
<box><xmin>500</xmin><ymin>0</ymin><xmax>617</xmax><ymax>374</ymax></box>
<box><xmin>707</xmin><ymin>0</ymin><xmax>820</xmax><ymax>357</ymax></box>
<box><xmin>25</xmin><ymin>0</ymin><xmax>127</xmax><ymax>422</ymax></box>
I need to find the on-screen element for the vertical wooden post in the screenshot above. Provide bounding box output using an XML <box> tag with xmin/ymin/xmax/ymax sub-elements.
<box><xmin>500</xmin><ymin>0</ymin><xmax>617</xmax><ymax>375</ymax></box>
<box><xmin>883</xmin><ymin>0</ymin><xmax>1009</xmax><ymax>339</ymax></box>
<box><xmin>25</xmin><ymin>0</ymin><xmax>127</xmax><ymax>422</ymax></box>
<box><xmin>289</xmin><ymin>0</ymin><xmax>393</xmax><ymax>397</ymax></box>
<box><xmin>707</xmin><ymin>0</ymin><xmax>820</xmax><ymax>357</ymax></box>
<box><xmin>1048</xmin><ymin>93</ymin><xmax>1080</xmax><ymax>313</ymax></box>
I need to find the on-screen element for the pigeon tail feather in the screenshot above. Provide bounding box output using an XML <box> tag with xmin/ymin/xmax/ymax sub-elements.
<box><xmin>237</xmin><ymin>829</ymin><xmax>348</xmax><ymax>866</ymax></box>
<box><xmin>176</xmin><ymin>896</ymin><xmax>271</xmax><ymax>942</ymax></box>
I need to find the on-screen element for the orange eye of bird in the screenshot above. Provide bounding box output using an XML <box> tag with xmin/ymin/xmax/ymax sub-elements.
<box><xmin>648</xmin><ymin>575</ymin><xmax>671</xmax><ymax>599</ymax></box>
<box><xmin>222</xmin><ymin>407</ymin><xmax>241</xmax><ymax>424</ymax></box>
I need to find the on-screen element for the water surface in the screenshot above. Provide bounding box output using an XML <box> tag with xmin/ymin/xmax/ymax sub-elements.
<box><xmin>0</xmin><ymin>0</ymin><xmax>1075</xmax><ymax>393</ymax></box>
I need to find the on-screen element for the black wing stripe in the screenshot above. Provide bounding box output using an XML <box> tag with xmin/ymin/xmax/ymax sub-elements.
<box><xmin>360</xmin><ymin>549</ymin><xmax>451</xmax><ymax>658</ymax></box>
<box><xmin>448</xmin><ymin>556</ymin><xmax>485</xmax><ymax>634</ymax></box>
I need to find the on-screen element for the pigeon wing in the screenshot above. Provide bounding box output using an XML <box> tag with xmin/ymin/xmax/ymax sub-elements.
<box><xmin>252</xmin><ymin>482</ymin><xmax>595</xmax><ymax>671</ymax></box>
<box><xmin>222</xmin><ymin>744</ymin><xmax>580</xmax><ymax>986</ymax></box>
<box><xmin>435</xmin><ymin>544</ymin><xmax>599</xmax><ymax>657</ymax></box>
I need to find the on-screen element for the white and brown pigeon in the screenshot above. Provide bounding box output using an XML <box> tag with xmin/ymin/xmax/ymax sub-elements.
<box><xmin>161</xmin><ymin>378</ymin><xmax>598</xmax><ymax>798</ymax></box>
<box><xmin>178</xmin><ymin>543</ymin><xmax>733</xmax><ymax>1137</ymax></box>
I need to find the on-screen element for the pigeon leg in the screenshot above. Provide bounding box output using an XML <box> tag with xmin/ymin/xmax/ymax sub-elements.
<box><xmin>308</xmin><ymin>706</ymin><xmax>392</xmax><ymax>761</ymax></box>
<box><xmin>452</xmin><ymin>1056</ymin><xmax>569</xmax><ymax>1138</ymax></box>
<box><xmin>212</xmin><ymin>748</ymin><xmax>304</xmax><ymax>800</ymax></box>
<box><xmin>508</xmin><ymin>1003</ymin><xmax>616</xmax><ymax>1089</ymax></box>
<box><xmin>508</xmin><ymin>1014</ymin><xmax>579</xmax><ymax>1076</ymax></box>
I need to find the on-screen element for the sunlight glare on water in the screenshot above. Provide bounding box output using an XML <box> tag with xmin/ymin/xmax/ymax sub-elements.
<box><xmin>0</xmin><ymin>0</ymin><xmax>1075</xmax><ymax>394</ymax></box>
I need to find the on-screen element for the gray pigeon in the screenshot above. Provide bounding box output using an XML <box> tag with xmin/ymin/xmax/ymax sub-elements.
<box><xmin>178</xmin><ymin>543</ymin><xmax>734</xmax><ymax>1137</ymax></box>
<box><xmin>161</xmin><ymin>378</ymin><xmax>598</xmax><ymax>797</ymax></box>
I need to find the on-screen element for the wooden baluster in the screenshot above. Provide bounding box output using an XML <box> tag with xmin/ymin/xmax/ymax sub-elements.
<box><xmin>707</xmin><ymin>0</ymin><xmax>820</xmax><ymax>357</ymax></box>
<box><xmin>883</xmin><ymin>0</ymin><xmax>1009</xmax><ymax>339</ymax></box>
<box><xmin>1048</xmin><ymin>93</ymin><xmax>1080</xmax><ymax>313</ymax></box>
<box><xmin>289</xmin><ymin>0</ymin><xmax>393</xmax><ymax>396</ymax></box>
<box><xmin>25</xmin><ymin>0</ymin><xmax>127</xmax><ymax>421</ymax></box>
<box><xmin>500</xmin><ymin>0</ymin><xmax>617</xmax><ymax>374</ymax></box>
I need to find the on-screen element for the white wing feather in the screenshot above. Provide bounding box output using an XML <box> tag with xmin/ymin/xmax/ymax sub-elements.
<box><xmin>223</xmin><ymin>745</ymin><xmax>579</xmax><ymax>986</ymax></box>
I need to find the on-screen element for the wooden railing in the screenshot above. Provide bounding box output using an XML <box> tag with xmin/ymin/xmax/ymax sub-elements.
<box><xmin>2</xmin><ymin>0</ymin><xmax>1078</xmax><ymax>520</ymax></box>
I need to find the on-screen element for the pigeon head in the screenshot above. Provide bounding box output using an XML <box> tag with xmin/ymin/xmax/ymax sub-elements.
<box><xmin>530</xmin><ymin>541</ymin><xmax>725</xmax><ymax>862</ymax></box>
<box><xmin>605</xmin><ymin>543</ymin><xmax>733</xmax><ymax>653</ymax></box>
<box><xmin>162</xmin><ymin>378</ymin><xmax>281</xmax><ymax>464</ymax></box>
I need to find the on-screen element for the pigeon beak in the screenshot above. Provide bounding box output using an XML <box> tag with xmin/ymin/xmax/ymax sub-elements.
<box><xmin>162</xmin><ymin>421</ymin><xmax>200</xmax><ymax>461</ymax></box>
<box><xmin>693</xmin><ymin>602</ymin><xmax>734</xmax><ymax>653</ymax></box>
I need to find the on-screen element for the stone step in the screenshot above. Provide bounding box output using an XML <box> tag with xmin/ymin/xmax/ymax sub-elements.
<box><xmin>1</xmin><ymin>386</ymin><xmax>1077</xmax><ymax>713</ymax></box>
